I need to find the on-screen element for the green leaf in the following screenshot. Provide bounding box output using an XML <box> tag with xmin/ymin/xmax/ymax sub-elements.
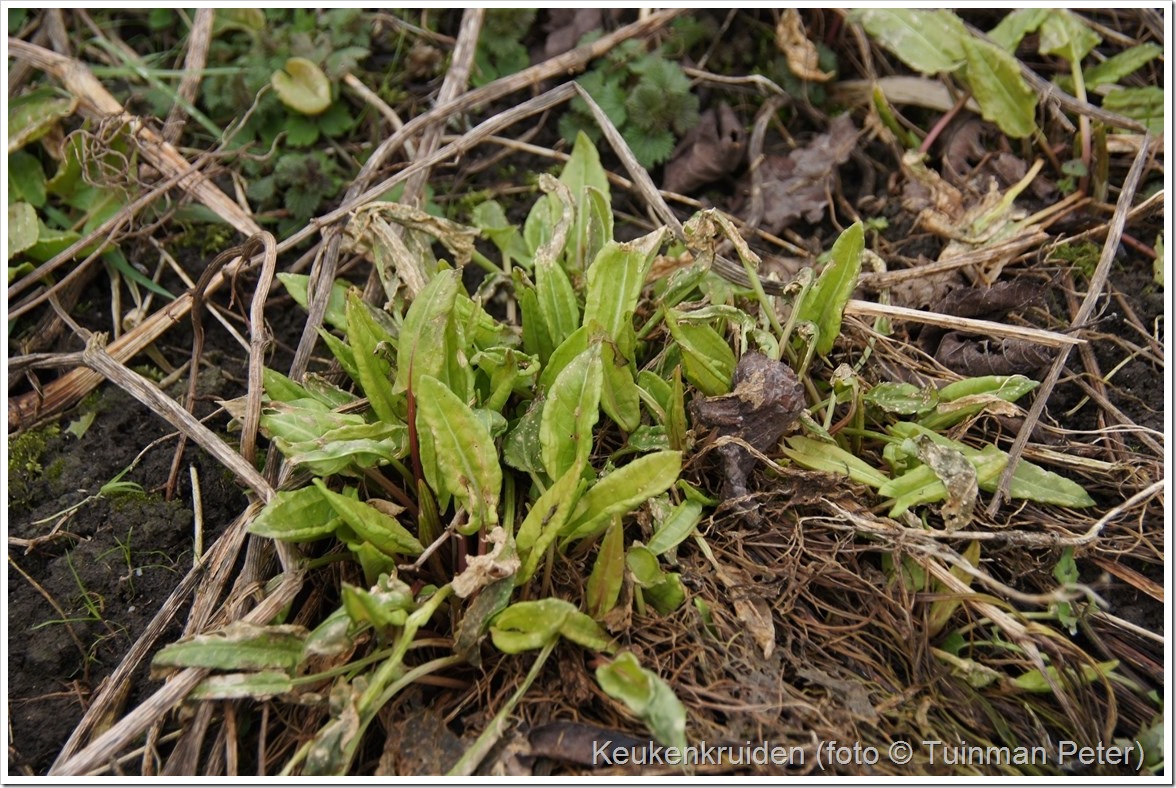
<box><xmin>987</xmin><ymin>9</ymin><xmax>1048</xmax><ymax>51</ymax></box>
<box><xmin>8</xmin><ymin>87</ymin><xmax>77</xmax><ymax>152</ymax></box>
<box><xmin>793</xmin><ymin>222</ymin><xmax>863</xmax><ymax>356</ymax></box>
<box><xmin>503</xmin><ymin>399</ymin><xmax>546</xmax><ymax>477</ymax></box>
<box><xmin>189</xmin><ymin>671</ymin><xmax>294</xmax><ymax>700</ymax></box>
<box><xmin>345</xmin><ymin>290</ymin><xmax>399</xmax><ymax>424</ymax></box>
<box><xmin>1038</xmin><ymin>10</ymin><xmax>1101</xmax><ymax>64</ymax></box>
<box><xmin>341</xmin><ymin>574</ymin><xmax>415</xmax><ymax>631</ymax></box>
<box><xmin>489</xmin><ymin>598</ymin><xmax>571</xmax><ymax>653</ymax></box>
<box><xmin>395</xmin><ymin>268</ymin><xmax>460</xmax><ymax>395</ymax></box>
<box><xmin>1083</xmin><ymin>43</ymin><xmax>1162</xmax><ymax>90</ymax></box>
<box><xmin>314</xmin><ymin>479</ymin><xmax>423</xmax><ymax>556</ymax></box>
<box><xmin>563</xmin><ymin>451</ymin><xmax>682</xmax><ymax>542</ymax></box>
<box><xmin>540</xmin><ymin>344</ymin><xmax>603</xmax><ymax>480</ymax></box>
<box><xmin>960</xmin><ymin>36</ymin><xmax>1037</xmax><ymax>139</ymax></box>
<box><xmin>600</xmin><ymin>339</ymin><xmax>641</xmax><ymax>433</ymax></box>
<box><xmin>781</xmin><ymin>435</ymin><xmax>891</xmax><ymax>489</ymax></box>
<box><xmin>865</xmin><ymin>382</ymin><xmax>938</xmax><ymax>416</ymax></box>
<box><xmin>516</xmin><ymin>462</ymin><xmax>586</xmax><ymax>582</ymax></box>
<box><xmin>152</xmin><ymin>622</ymin><xmax>308</xmax><ymax>674</ymax></box>
<box><xmin>7</xmin><ymin>202</ymin><xmax>38</xmax><ymax>260</ymax></box>
<box><xmin>852</xmin><ymin>9</ymin><xmax>967</xmax><ymax>74</ymax></box>
<box><xmin>646</xmin><ymin>500</ymin><xmax>703</xmax><ymax>556</ymax></box>
<box><xmin>8</xmin><ymin>150</ymin><xmax>47</xmax><ymax>207</ymax></box>
<box><xmin>1011</xmin><ymin>660</ymin><xmax>1118</xmax><ymax>693</ymax></box>
<box><xmin>277</xmin><ymin>273</ymin><xmax>350</xmax><ymax>331</ymax></box>
<box><xmin>275</xmin><ymin>421</ymin><xmax>407</xmax><ymax>477</ymax></box>
<box><xmin>587</xmin><ymin>517</ymin><xmax>626</xmax><ymax>620</ymax></box>
<box><xmin>415</xmin><ymin>375</ymin><xmax>502</xmax><ymax>534</ymax></box>
<box><xmin>665</xmin><ymin>313</ymin><xmax>735</xmax><ymax>397</ymax></box>
<box><xmin>516</xmin><ymin>280</ymin><xmax>554</xmax><ymax>363</ymax></box>
<box><xmin>271</xmin><ymin>57</ymin><xmax>332</xmax><ymax>115</ymax></box>
<box><xmin>596</xmin><ymin>652</ymin><xmax>687</xmax><ymax>750</ymax></box>
<box><xmin>318</xmin><ymin>331</ymin><xmax>360</xmax><ymax>382</ymax></box>
<box><xmin>249</xmin><ymin>486</ymin><xmax>339</xmax><ymax>542</ymax></box>
<box><xmin>1102</xmin><ymin>87</ymin><xmax>1163</xmax><ymax>134</ymax></box>
<box><xmin>561</xmin><ymin>131</ymin><xmax>612</xmax><ymax>272</ymax></box>
<box><xmin>582</xmin><ymin>229</ymin><xmax>667</xmax><ymax>361</ymax></box>
<box><xmin>534</xmin><ymin>243</ymin><xmax>580</xmax><ymax>351</ymax></box>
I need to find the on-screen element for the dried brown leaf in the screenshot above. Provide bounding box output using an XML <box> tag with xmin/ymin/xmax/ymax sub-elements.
<box><xmin>662</xmin><ymin>103</ymin><xmax>746</xmax><ymax>195</ymax></box>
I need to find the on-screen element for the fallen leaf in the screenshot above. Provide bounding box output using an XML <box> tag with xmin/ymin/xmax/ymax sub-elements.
<box><xmin>776</xmin><ymin>9</ymin><xmax>834</xmax><ymax>82</ymax></box>
<box><xmin>662</xmin><ymin>103</ymin><xmax>746</xmax><ymax>195</ymax></box>
<box><xmin>743</xmin><ymin>113</ymin><xmax>858</xmax><ymax>234</ymax></box>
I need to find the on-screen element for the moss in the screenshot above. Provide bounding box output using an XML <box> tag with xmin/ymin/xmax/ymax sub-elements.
<box><xmin>8</xmin><ymin>425</ymin><xmax>60</xmax><ymax>506</ymax></box>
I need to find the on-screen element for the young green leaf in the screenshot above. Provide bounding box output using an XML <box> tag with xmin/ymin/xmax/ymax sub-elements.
<box><xmin>541</xmin><ymin>344</ymin><xmax>603</xmax><ymax>480</ymax></box>
<box><xmin>562</xmin><ymin>451</ymin><xmax>682</xmax><ymax>542</ymax></box>
<box><xmin>1038</xmin><ymin>9</ymin><xmax>1101</xmax><ymax>64</ymax></box>
<box><xmin>314</xmin><ymin>479</ymin><xmax>424</xmax><ymax>556</ymax></box>
<box><xmin>249</xmin><ymin>486</ymin><xmax>339</xmax><ymax>542</ymax></box>
<box><xmin>587</xmin><ymin>517</ymin><xmax>626</xmax><ymax>620</ymax></box>
<box><xmin>793</xmin><ymin>221</ymin><xmax>863</xmax><ymax>357</ymax></box>
<box><xmin>781</xmin><ymin>435</ymin><xmax>891</xmax><ymax>489</ymax></box>
<box><xmin>415</xmin><ymin>375</ymin><xmax>502</xmax><ymax>534</ymax></box>
<box><xmin>960</xmin><ymin>36</ymin><xmax>1037</xmax><ymax>139</ymax></box>
<box><xmin>596</xmin><ymin>652</ymin><xmax>687</xmax><ymax>750</ymax></box>
<box><xmin>1083</xmin><ymin>43</ymin><xmax>1162</xmax><ymax>91</ymax></box>
<box><xmin>561</xmin><ymin>131</ymin><xmax>613</xmax><ymax>272</ymax></box>
<box><xmin>664</xmin><ymin>312</ymin><xmax>735</xmax><ymax>397</ymax></box>
<box><xmin>274</xmin><ymin>421</ymin><xmax>407</xmax><ymax>477</ymax></box>
<box><xmin>488</xmin><ymin>598</ymin><xmax>572</xmax><ymax>653</ymax></box>
<box><xmin>600</xmin><ymin>339</ymin><xmax>641</xmax><ymax>433</ymax></box>
<box><xmin>516</xmin><ymin>461</ymin><xmax>586</xmax><ymax>583</ymax></box>
<box><xmin>341</xmin><ymin>574</ymin><xmax>415</xmax><ymax>631</ymax></box>
<box><xmin>646</xmin><ymin>500</ymin><xmax>704</xmax><ymax>556</ymax></box>
<box><xmin>1011</xmin><ymin>660</ymin><xmax>1119</xmax><ymax>693</ymax></box>
<box><xmin>582</xmin><ymin>229</ymin><xmax>667</xmax><ymax>362</ymax></box>
<box><xmin>395</xmin><ymin>267</ymin><xmax>460</xmax><ymax>395</ymax></box>
<box><xmin>986</xmin><ymin>8</ymin><xmax>1048</xmax><ymax>51</ymax></box>
<box><xmin>345</xmin><ymin>290</ymin><xmax>399</xmax><ymax>424</ymax></box>
<box><xmin>277</xmin><ymin>273</ymin><xmax>350</xmax><ymax>331</ymax></box>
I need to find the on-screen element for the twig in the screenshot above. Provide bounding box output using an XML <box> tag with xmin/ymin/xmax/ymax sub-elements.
<box><xmin>844</xmin><ymin>299</ymin><xmax>1083</xmax><ymax>349</ymax></box>
<box><xmin>986</xmin><ymin>136</ymin><xmax>1154</xmax><ymax>515</ymax></box>
<box><xmin>162</xmin><ymin>8</ymin><xmax>213</xmax><ymax>144</ymax></box>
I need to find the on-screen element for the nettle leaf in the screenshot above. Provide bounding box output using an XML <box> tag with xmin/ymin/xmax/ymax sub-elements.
<box><xmin>596</xmin><ymin>652</ymin><xmax>687</xmax><ymax>751</ymax></box>
<box><xmin>314</xmin><ymin>479</ymin><xmax>423</xmax><ymax>556</ymax></box>
<box><xmin>852</xmin><ymin>9</ymin><xmax>967</xmax><ymax>74</ymax></box>
<box><xmin>562</xmin><ymin>450</ymin><xmax>682</xmax><ymax>542</ymax></box>
<box><xmin>152</xmin><ymin>622</ymin><xmax>308</xmax><ymax>676</ymax></box>
<box><xmin>395</xmin><ymin>267</ymin><xmax>461</xmax><ymax>395</ymax></box>
<box><xmin>415</xmin><ymin>375</ymin><xmax>502</xmax><ymax>535</ymax></box>
<box><xmin>582</xmin><ymin>229</ymin><xmax>667</xmax><ymax>362</ymax></box>
<box><xmin>793</xmin><ymin>221</ymin><xmax>863</xmax><ymax>357</ymax></box>
<box><xmin>271</xmin><ymin>57</ymin><xmax>332</xmax><ymax>115</ymax></box>
<box><xmin>249</xmin><ymin>486</ymin><xmax>339</xmax><ymax>542</ymax></box>
<box><xmin>277</xmin><ymin>273</ymin><xmax>350</xmax><ymax>331</ymax></box>
<box><xmin>540</xmin><ymin>344</ymin><xmax>603</xmax><ymax>480</ymax></box>
<box><xmin>345</xmin><ymin>291</ymin><xmax>399</xmax><ymax>424</ymax></box>
<box><xmin>960</xmin><ymin>36</ymin><xmax>1037</xmax><ymax>139</ymax></box>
